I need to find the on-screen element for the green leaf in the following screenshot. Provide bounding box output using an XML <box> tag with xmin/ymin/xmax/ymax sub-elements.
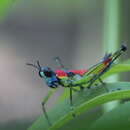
<box><xmin>102</xmin><ymin>63</ymin><xmax>130</xmax><ymax>79</ymax></box>
<box><xmin>89</xmin><ymin>102</ymin><xmax>130</xmax><ymax>130</ymax></box>
<box><xmin>28</xmin><ymin>82</ymin><xmax>130</xmax><ymax>130</ymax></box>
<box><xmin>121</xmin><ymin>59</ymin><xmax>130</xmax><ymax>64</ymax></box>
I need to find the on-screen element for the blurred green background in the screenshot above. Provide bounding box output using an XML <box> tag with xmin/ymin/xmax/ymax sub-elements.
<box><xmin>0</xmin><ymin>0</ymin><xmax>130</xmax><ymax>129</ymax></box>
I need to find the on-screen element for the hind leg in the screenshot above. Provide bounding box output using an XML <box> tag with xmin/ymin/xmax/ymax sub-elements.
<box><xmin>98</xmin><ymin>78</ymin><xmax>109</xmax><ymax>92</ymax></box>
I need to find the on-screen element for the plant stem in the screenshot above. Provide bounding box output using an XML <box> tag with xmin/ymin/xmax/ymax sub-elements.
<box><xmin>102</xmin><ymin>0</ymin><xmax>122</xmax><ymax>112</ymax></box>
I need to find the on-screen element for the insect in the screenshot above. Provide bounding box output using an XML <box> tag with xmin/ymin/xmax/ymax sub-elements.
<box><xmin>27</xmin><ymin>44</ymin><xmax>127</xmax><ymax>126</ymax></box>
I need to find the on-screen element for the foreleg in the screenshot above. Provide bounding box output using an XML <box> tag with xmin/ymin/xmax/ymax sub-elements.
<box><xmin>41</xmin><ymin>89</ymin><xmax>57</xmax><ymax>126</ymax></box>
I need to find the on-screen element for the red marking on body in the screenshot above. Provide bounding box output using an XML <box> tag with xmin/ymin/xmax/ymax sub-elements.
<box><xmin>103</xmin><ymin>58</ymin><xmax>112</xmax><ymax>65</ymax></box>
<box><xmin>55</xmin><ymin>69</ymin><xmax>87</xmax><ymax>78</ymax></box>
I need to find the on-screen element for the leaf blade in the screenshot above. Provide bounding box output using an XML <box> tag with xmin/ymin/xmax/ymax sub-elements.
<box><xmin>28</xmin><ymin>82</ymin><xmax>130</xmax><ymax>130</ymax></box>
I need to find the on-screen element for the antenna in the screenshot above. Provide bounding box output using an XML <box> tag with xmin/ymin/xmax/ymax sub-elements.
<box><xmin>37</xmin><ymin>60</ymin><xmax>41</xmax><ymax>68</ymax></box>
<box><xmin>26</xmin><ymin>62</ymin><xmax>40</xmax><ymax>70</ymax></box>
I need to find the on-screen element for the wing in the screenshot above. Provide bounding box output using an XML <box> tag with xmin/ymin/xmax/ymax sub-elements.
<box><xmin>72</xmin><ymin>44</ymin><xmax>127</xmax><ymax>86</ymax></box>
<box><xmin>72</xmin><ymin>62</ymin><xmax>105</xmax><ymax>85</ymax></box>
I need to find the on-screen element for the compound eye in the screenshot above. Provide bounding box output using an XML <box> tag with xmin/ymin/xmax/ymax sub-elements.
<box><xmin>39</xmin><ymin>71</ymin><xmax>44</xmax><ymax>78</ymax></box>
<box><xmin>44</xmin><ymin>71</ymin><xmax>53</xmax><ymax>77</ymax></box>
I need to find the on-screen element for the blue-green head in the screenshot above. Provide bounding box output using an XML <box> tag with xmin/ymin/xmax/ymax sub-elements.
<box><xmin>26</xmin><ymin>60</ymin><xmax>60</xmax><ymax>88</ymax></box>
<box><xmin>39</xmin><ymin>67</ymin><xmax>55</xmax><ymax>78</ymax></box>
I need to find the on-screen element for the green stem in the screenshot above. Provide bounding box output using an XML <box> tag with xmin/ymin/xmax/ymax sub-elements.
<box><xmin>102</xmin><ymin>0</ymin><xmax>122</xmax><ymax>112</ymax></box>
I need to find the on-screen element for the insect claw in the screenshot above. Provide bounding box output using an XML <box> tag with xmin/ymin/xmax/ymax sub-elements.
<box><xmin>87</xmin><ymin>85</ymin><xmax>91</xmax><ymax>89</ymax></box>
<box><xmin>95</xmin><ymin>83</ymin><xmax>98</xmax><ymax>86</ymax></box>
<box><xmin>70</xmin><ymin>106</ymin><xmax>76</xmax><ymax>118</ymax></box>
<box><xmin>72</xmin><ymin>113</ymin><xmax>76</xmax><ymax>118</ymax></box>
<box><xmin>80</xmin><ymin>86</ymin><xmax>84</xmax><ymax>91</ymax></box>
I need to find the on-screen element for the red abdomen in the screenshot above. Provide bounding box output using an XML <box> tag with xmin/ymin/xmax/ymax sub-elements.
<box><xmin>55</xmin><ymin>69</ymin><xmax>87</xmax><ymax>78</ymax></box>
